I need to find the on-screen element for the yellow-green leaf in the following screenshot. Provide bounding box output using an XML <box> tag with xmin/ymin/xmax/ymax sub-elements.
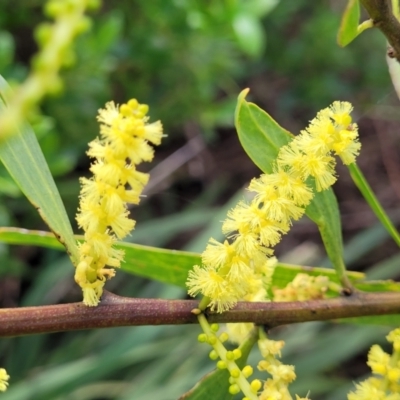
<box><xmin>337</xmin><ymin>0</ymin><xmax>360</xmax><ymax>47</ymax></box>
<box><xmin>0</xmin><ymin>75</ymin><xmax>78</xmax><ymax>264</ymax></box>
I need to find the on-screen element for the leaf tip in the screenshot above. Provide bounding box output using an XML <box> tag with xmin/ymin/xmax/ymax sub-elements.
<box><xmin>238</xmin><ymin>88</ymin><xmax>250</xmax><ymax>102</ymax></box>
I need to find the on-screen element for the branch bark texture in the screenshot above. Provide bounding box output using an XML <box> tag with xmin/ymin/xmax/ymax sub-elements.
<box><xmin>1</xmin><ymin>290</ymin><xmax>400</xmax><ymax>337</ymax></box>
<box><xmin>360</xmin><ymin>0</ymin><xmax>400</xmax><ymax>62</ymax></box>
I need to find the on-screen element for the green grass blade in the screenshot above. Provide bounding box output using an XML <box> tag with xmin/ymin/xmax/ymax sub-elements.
<box><xmin>348</xmin><ymin>162</ymin><xmax>400</xmax><ymax>247</ymax></box>
<box><xmin>0</xmin><ymin>75</ymin><xmax>78</xmax><ymax>264</ymax></box>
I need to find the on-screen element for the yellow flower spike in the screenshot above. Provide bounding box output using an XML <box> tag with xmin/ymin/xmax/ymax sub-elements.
<box><xmin>0</xmin><ymin>368</ymin><xmax>10</xmax><ymax>392</ymax></box>
<box><xmin>188</xmin><ymin>101</ymin><xmax>359</xmax><ymax>313</ymax></box>
<box><xmin>75</xmin><ymin>99</ymin><xmax>162</xmax><ymax>306</ymax></box>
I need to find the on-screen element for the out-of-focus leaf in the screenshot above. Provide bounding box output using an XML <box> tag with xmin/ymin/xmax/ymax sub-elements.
<box><xmin>0</xmin><ymin>76</ymin><xmax>78</xmax><ymax>264</ymax></box>
<box><xmin>337</xmin><ymin>0</ymin><xmax>360</xmax><ymax>47</ymax></box>
<box><xmin>232</xmin><ymin>14</ymin><xmax>265</xmax><ymax>58</ymax></box>
<box><xmin>234</xmin><ymin>89</ymin><xmax>346</xmax><ymax>285</ymax></box>
<box><xmin>0</xmin><ymin>31</ymin><xmax>14</xmax><ymax>70</ymax></box>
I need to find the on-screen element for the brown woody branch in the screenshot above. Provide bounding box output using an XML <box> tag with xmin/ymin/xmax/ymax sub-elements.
<box><xmin>360</xmin><ymin>0</ymin><xmax>400</xmax><ymax>62</ymax></box>
<box><xmin>1</xmin><ymin>290</ymin><xmax>400</xmax><ymax>337</ymax></box>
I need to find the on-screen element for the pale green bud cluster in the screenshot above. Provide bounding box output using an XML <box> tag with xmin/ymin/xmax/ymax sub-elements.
<box><xmin>197</xmin><ymin>317</ymin><xmax>261</xmax><ymax>400</ymax></box>
<box><xmin>0</xmin><ymin>0</ymin><xmax>100</xmax><ymax>139</ymax></box>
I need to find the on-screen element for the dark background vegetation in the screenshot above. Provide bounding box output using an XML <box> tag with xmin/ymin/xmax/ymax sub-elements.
<box><xmin>0</xmin><ymin>0</ymin><xmax>400</xmax><ymax>399</ymax></box>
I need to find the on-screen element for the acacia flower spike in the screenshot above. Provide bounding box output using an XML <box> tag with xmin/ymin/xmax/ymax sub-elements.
<box><xmin>75</xmin><ymin>99</ymin><xmax>163</xmax><ymax>306</ymax></box>
<box><xmin>187</xmin><ymin>101</ymin><xmax>360</xmax><ymax>313</ymax></box>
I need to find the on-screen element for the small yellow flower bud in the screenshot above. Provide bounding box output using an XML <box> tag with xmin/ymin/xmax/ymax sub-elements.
<box><xmin>242</xmin><ymin>365</ymin><xmax>253</xmax><ymax>378</ymax></box>
<box><xmin>217</xmin><ymin>360</ymin><xmax>227</xmax><ymax>369</ymax></box>
<box><xmin>209</xmin><ymin>350</ymin><xmax>218</xmax><ymax>360</ymax></box>
<box><xmin>233</xmin><ymin>348</ymin><xmax>242</xmax><ymax>360</ymax></box>
<box><xmin>250</xmin><ymin>379</ymin><xmax>262</xmax><ymax>393</ymax></box>
<box><xmin>87</xmin><ymin>0</ymin><xmax>101</xmax><ymax>10</ymax></box>
<box><xmin>230</xmin><ymin>368</ymin><xmax>240</xmax><ymax>378</ymax></box>
<box><xmin>210</xmin><ymin>323</ymin><xmax>219</xmax><ymax>332</ymax></box>
<box><xmin>229</xmin><ymin>384</ymin><xmax>240</xmax><ymax>395</ymax></box>
<box><xmin>219</xmin><ymin>332</ymin><xmax>229</xmax><ymax>342</ymax></box>
<box><xmin>34</xmin><ymin>23</ymin><xmax>53</xmax><ymax>47</ymax></box>
<box><xmin>197</xmin><ymin>333</ymin><xmax>207</xmax><ymax>343</ymax></box>
<box><xmin>44</xmin><ymin>1</ymin><xmax>67</xmax><ymax>17</ymax></box>
<box><xmin>226</xmin><ymin>351</ymin><xmax>234</xmax><ymax>360</ymax></box>
<box><xmin>207</xmin><ymin>334</ymin><xmax>217</xmax><ymax>345</ymax></box>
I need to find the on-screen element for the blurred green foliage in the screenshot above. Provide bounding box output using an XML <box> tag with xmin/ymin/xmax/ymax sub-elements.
<box><xmin>0</xmin><ymin>0</ymin><xmax>398</xmax><ymax>399</ymax></box>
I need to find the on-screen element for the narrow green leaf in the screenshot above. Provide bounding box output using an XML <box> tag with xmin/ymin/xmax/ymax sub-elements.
<box><xmin>0</xmin><ymin>228</ymin><xmax>363</xmax><ymax>289</ymax></box>
<box><xmin>305</xmin><ymin>189</ymin><xmax>346</xmax><ymax>283</ymax></box>
<box><xmin>234</xmin><ymin>90</ymin><xmax>348</xmax><ymax>287</ymax></box>
<box><xmin>0</xmin><ymin>75</ymin><xmax>78</xmax><ymax>264</ymax></box>
<box><xmin>348</xmin><ymin>162</ymin><xmax>400</xmax><ymax>247</ymax></box>
<box><xmin>337</xmin><ymin>0</ymin><xmax>360</xmax><ymax>47</ymax></box>
<box><xmin>179</xmin><ymin>328</ymin><xmax>258</xmax><ymax>400</ymax></box>
<box><xmin>234</xmin><ymin>88</ymin><xmax>292</xmax><ymax>174</ymax></box>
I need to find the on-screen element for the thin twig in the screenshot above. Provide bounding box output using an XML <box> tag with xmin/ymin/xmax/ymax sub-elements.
<box><xmin>1</xmin><ymin>290</ymin><xmax>400</xmax><ymax>337</ymax></box>
<box><xmin>360</xmin><ymin>0</ymin><xmax>400</xmax><ymax>62</ymax></box>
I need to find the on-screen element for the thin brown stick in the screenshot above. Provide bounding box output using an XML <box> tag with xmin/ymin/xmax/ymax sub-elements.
<box><xmin>360</xmin><ymin>0</ymin><xmax>400</xmax><ymax>62</ymax></box>
<box><xmin>1</xmin><ymin>290</ymin><xmax>400</xmax><ymax>337</ymax></box>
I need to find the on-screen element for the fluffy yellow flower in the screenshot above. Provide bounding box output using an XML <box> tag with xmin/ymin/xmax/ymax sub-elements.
<box><xmin>348</xmin><ymin>327</ymin><xmax>400</xmax><ymax>399</ymax></box>
<box><xmin>75</xmin><ymin>99</ymin><xmax>163</xmax><ymax>306</ymax></box>
<box><xmin>0</xmin><ymin>368</ymin><xmax>9</xmax><ymax>392</ymax></box>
